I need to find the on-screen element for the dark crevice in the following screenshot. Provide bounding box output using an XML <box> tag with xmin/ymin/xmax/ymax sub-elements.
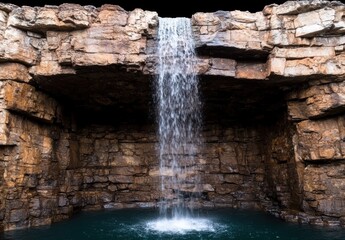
<box><xmin>304</xmin><ymin>159</ymin><xmax>345</xmax><ymax>165</ymax></box>
<box><xmin>7</xmin><ymin>109</ymin><xmax>54</xmax><ymax>125</ymax></box>
<box><xmin>196</xmin><ymin>46</ymin><xmax>270</xmax><ymax>61</ymax></box>
<box><xmin>200</xmin><ymin>75</ymin><xmax>288</xmax><ymax>125</ymax></box>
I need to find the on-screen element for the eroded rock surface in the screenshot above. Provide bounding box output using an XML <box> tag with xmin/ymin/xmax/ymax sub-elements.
<box><xmin>0</xmin><ymin>0</ymin><xmax>345</xmax><ymax>231</ymax></box>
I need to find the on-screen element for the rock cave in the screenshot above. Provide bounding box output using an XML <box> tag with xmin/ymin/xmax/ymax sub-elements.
<box><xmin>1</xmin><ymin>0</ymin><xmax>345</xmax><ymax>234</ymax></box>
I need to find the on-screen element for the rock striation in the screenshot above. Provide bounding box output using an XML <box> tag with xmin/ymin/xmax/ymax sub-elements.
<box><xmin>1</xmin><ymin>0</ymin><xmax>345</xmax><ymax>231</ymax></box>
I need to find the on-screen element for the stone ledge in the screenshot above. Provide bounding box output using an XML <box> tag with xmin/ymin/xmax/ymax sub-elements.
<box><xmin>0</xmin><ymin>81</ymin><xmax>60</xmax><ymax>123</ymax></box>
<box><xmin>294</xmin><ymin>117</ymin><xmax>345</xmax><ymax>161</ymax></box>
<box><xmin>287</xmin><ymin>81</ymin><xmax>345</xmax><ymax>120</ymax></box>
<box><xmin>1</xmin><ymin>1</ymin><xmax>345</xmax><ymax>83</ymax></box>
<box><xmin>0</xmin><ymin>27</ymin><xmax>39</xmax><ymax>66</ymax></box>
<box><xmin>8</xmin><ymin>4</ymin><xmax>91</xmax><ymax>32</ymax></box>
<box><xmin>0</xmin><ymin>63</ymin><xmax>31</xmax><ymax>83</ymax></box>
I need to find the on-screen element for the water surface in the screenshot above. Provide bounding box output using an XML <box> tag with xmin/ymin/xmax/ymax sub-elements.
<box><xmin>2</xmin><ymin>208</ymin><xmax>345</xmax><ymax>240</ymax></box>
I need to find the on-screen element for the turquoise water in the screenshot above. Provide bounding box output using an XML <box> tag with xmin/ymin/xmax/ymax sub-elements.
<box><xmin>2</xmin><ymin>208</ymin><xmax>345</xmax><ymax>240</ymax></box>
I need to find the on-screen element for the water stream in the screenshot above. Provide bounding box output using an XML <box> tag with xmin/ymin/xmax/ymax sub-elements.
<box><xmin>155</xmin><ymin>17</ymin><xmax>202</xmax><ymax>216</ymax></box>
<box><xmin>152</xmin><ymin>17</ymin><xmax>204</xmax><ymax>231</ymax></box>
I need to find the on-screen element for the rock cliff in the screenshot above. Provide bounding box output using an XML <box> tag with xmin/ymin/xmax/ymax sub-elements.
<box><xmin>1</xmin><ymin>0</ymin><xmax>345</xmax><ymax>231</ymax></box>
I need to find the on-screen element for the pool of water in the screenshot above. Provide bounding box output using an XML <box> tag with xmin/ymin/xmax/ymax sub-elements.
<box><xmin>2</xmin><ymin>208</ymin><xmax>345</xmax><ymax>240</ymax></box>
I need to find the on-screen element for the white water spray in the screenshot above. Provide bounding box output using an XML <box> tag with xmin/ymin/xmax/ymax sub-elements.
<box><xmin>154</xmin><ymin>17</ymin><xmax>203</xmax><ymax>222</ymax></box>
<box><xmin>149</xmin><ymin>19</ymin><xmax>208</xmax><ymax>234</ymax></box>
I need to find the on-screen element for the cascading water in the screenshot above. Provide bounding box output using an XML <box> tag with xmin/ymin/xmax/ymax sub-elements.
<box><xmin>147</xmin><ymin>17</ymin><xmax>214</xmax><ymax>233</ymax></box>
<box><xmin>156</xmin><ymin>17</ymin><xmax>202</xmax><ymax>218</ymax></box>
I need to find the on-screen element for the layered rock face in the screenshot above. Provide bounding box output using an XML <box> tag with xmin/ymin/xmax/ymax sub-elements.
<box><xmin>1</xmin><ymin>0</ymin><xmax>345</xmax><ymax>231</ymax></box>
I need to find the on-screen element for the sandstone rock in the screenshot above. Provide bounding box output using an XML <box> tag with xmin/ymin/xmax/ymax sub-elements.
<box><xmin>98</xmin><ymin>5</ymin><xmax>127</xmax><ymax>26</ymax></box>
<box><xmin>236</xmin><ymin>62</ymin><xmax>267</xmax><ymax>79</ymax></box>
<box><xmin>206</xmin><ymin>58</ymin><xmax>236</xmax><ymax>77</ymax></box>
<box><xmin>29</xmin><ymin>8</ymin><xmax>156</xmax><ymax>74</ymax></box>
<box><xmin>8</xmin><ymin>5</ymin><xmax>90</xmax><ymax>32</ymax></box>
<box><xmin>294</xmin><ymin>7</ymin><xmax>335</xmax><ymax>37</ymax></box>
<box><xmin>276</xmin><ymin>0</ymin><xmax>332</xmax><ymax>15</ymax></box>
<box><xmin>230</xmin><ymin>29</ymin><xmax>260</xmax><ymax>43</ymax></box>
<box><xmin>270</xmin><ymin>14</ymin><xmax>296</xmax><ymax>30</ymax></box>
<box><xmin>0</xmin><ymin>10</ymin><xmax>8</xmax><ymax>30</ymax></box>
<box><xmin>303</xmin><ymin>163</ymin><xmax>345</xmax><ymax>217</ymax></box>
<box><xmin>0</xmin><ymin>27</ymin><xmax>39</xmax><ymax>65</ymax></box>
<box><xmin>108</xmin><ymin>175</ymin><xmax>133</xmax><ymax>183</ymax></box>
<box><xmin>126</xmin><ymin>9</ymin><xmax>158</xmax><ymax>41</ymax></box>
<box><xmin>270</xmin><ymin>14</ymin><xmax>283</xmax><ymax>30</ymax></box>
<box><xmin>0</xmin><ymin>81</ymin><xmax>58</xmax><ymax>123</ymax></box>
<box><xmin>295</xmin><ymin>117</ymin><xmax>345</xmax><ymax>161</ymax></box>
<box><xmin>332</xmin><ymin>21</ymin><xmax>345</xmax><ymax>34</ymax></box>
<box><xmin>287</xmin><ymin>101</ymin><xmax>308</xmax><ymax>121</ymax></box>
<box><xmin>226</xmin><ymin>19</ymin><xmax>257</xmax><ymax>31</ymax></box>
<box><xmin>268</xmin><ymin>29</ymin><xmax>311</xmax><ymax>46</ymax></box>
<box><xmin>29</xmin><ymin>38</ymin><xmax>76</xmax><ymax>76</ymax></box>
<box><xmin>287</xmin><ymin>81</ymin><xmax>345</xmax><ymax>120</ymax></box>
<box><xmin>9</xmin><ymin>209</ymin><xmax>27</xmax><ymax>223</ymax></box>
<box><xmin>93</xmin><ymin>176</ymin><xmax>108</xmax><ymax>183</ymax></box>
<box><xmin>0</xmin><ymin>3</ymin><xmax>18</xmax><ymax>13</ymax></box>
<box><xmin>0</xmin><ymin>110</ymin><xmax>11</xmax><ymax>145</ymax></box>
<box><xmin>58</xmin><ymin>196</ymin><xmax>68</xmax><ymax>207</ymax></box>
<box><xmin>216</xmin><ymin>184</ymin><xmax>239</xmax><ymax>195</ymax></box>
<box><xmin>202</xmin><ymin>184</ymin><xmax>215</xmax><ymax>192</ymax></box>
<box><xmin>109</xmin><ymin>166</ymin><xmax>146</xmax><ymax>176</ymax></box>
<box><xmin>0</xmin><ymin>63</ymin><xmax>31</xmax><ymax>82</ymax></box>
<box><xmin>268</xmin><ymin>57</ymin><xmax>286</xmax><ymax>76</ymax></box>
<box><xmin>58</xmin><ymin>4</ymin><xmax>90</xmax><ymax>28</ymax></box>
<box><xmin>192</xmin><ymin>12</ymin><xmax>220</xmax><ymax>26</ymax></box>
<box><xmin>272</xmin><ymin>47</ymin><xmax>335</xmax><ymax>59</ymax></box>
<box><xmin>224</xmin><ymin>174</ymin><xmax>243</xmax><ymax>184</ymax></box>
<box><xmin>197</xmin><ymin>30</ymin><xmax>230</xmax><ymax>47</ymax></box>
<box><xmin>283</xmin><ymin>54</ymin><xmax>345</xmax><ymax>77</ymax></box>
<box><xmin>230</xmin><ymin>10</ymin><xmax>257</xmax><ymax>23</ymax></box>
<box><xmin>255</xmin><ymin>12</ymin><xmax>269</xmax><ymax>30</ymax></box>
<box><xmin>70</xmin><ymin>26</ymin><xmax>146</xmax><ymax>67</ymax></box>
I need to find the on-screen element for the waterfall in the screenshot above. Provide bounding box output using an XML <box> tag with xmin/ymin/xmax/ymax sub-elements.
<box><xmin>155</xmin><ymin>17</ymin><xmax>202</xmax><ymax>218</ymax></box>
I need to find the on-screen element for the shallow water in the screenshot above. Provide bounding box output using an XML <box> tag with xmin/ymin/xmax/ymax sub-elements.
<box><xmin>2</xmin><ymin>208</ymin><xmax>345</xmax><ymax>240</ymax></box>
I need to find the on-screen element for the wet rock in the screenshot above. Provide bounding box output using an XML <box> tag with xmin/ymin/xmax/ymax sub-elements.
<box><xmin>9</xmin><ymin>209</ymin><xmax>27</xmax><ymax>223</ymax></box>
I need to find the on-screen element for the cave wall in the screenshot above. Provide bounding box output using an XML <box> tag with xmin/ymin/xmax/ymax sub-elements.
<box><xmin>73</xmin><ymin>123</ymin><xmax>267</xmax><ymax>210</ymax></box>
<box><xmin>0</xmin><ymin>113</ymin><xmax>271</xmax><ymax>231</ymax></box>
<box><xmin>0</xmin><ymin>76</ymin><xmax>74</xmax><ymax>230</ymax></box>
<box><xmin>287</xmin><ymin>82</ymin><xmax>345</xmax><ymax>225</ymax></box>
<box><xmin>1</xmin><ymin>0</ymin><xmax>345</xmax><ymax>231</ymax></box>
